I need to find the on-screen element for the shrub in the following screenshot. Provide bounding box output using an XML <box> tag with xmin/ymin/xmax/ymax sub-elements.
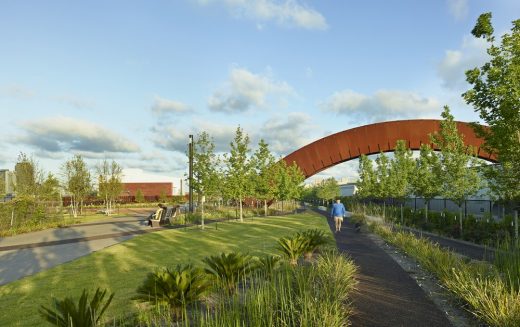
<box><xmin>203</xmin><ymin>252</ymin><xmax>256</xmax><ymax>295</ymax></box>
<box><xmin>39</xmin><ymin>288</ymin><xmax>114</xmax><ymax>327</ymax></box>
<box><xmin>277</xmin><ymin>234</ymin><xmax>308</xmax><ymax>266</ymax></box>
<box><xmin>134</xmin><ymin>264</ymin><xmax>210</xmax><ymax>318</ymax></box>
<box><xmin>298</xmin><ymin>229</ymin><xmax>328</xmax><ymax>260</ymax></box>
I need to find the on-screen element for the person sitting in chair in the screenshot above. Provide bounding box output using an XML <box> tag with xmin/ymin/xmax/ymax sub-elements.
<box><xmin>147</xmin><ymin>203</ymin><xmax>166</xmax><ymax>227</ymax></box>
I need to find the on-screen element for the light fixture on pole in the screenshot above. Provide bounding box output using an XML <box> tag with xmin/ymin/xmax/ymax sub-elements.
<box><xmin>188</xmin><ymin>134</ymin><xmax>194</xmax><ymax>213</ymax></box>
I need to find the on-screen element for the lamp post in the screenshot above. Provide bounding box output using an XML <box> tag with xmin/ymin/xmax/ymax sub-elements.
<box><xmin>189</xmin><ymin>134</ymin><xmax>194</xmax><ymax>213</ymax></box>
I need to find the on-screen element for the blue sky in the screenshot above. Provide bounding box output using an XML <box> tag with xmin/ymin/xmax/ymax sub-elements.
<box><xmin>1</xmin><ymin>0</ymin><xmax>519</xmax><ymax>189</ymax></box>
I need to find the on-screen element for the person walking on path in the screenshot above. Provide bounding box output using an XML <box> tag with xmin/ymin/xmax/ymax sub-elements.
<box><xmin>331</xmin><ymin>199</ymin><xmax>346</xmax><ymax>232</ymax></box>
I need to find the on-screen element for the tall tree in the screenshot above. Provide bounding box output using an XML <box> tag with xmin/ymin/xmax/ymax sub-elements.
<box><xmin>62</xmin><ymin>155</ymin><xmax>92</xmax><ymax>218</ymax></box>
<box><xmin>412</xmin><ymin>144</ymin><xmax>443</xmax><ymax>222</ymax></box>
<box><xmin>273</xmin><ymin>160</ymin><xmax>305</xmax><ymax>211</ymax></box>
<box><xmin>192</xmin><ymin>131</ymin><xmax>220</xmax><ymax>229</ymax></box>
<box><xmin>463</xmin><ymin>12</ymin><xmax>520</xmax><ymax>209</ymax></box>
<box><xmin>431</xmin><ymin>106</ymin><xmax>481</xmax><ymax>234</ymax></box>
<box><xmin>374</xmin><ymin>151</ymin><xmax>391</xmax><ymax>218</ymax></box>
<box><xmin>39</xmin><ymin>173</ymin><xmax>61</xmax><ymax>201</ymax></box>
<box><xmin>252</xmin><ymin>139</ymin><xmax>276</xmax><ymax>216</ymax></box>
<box><xmin>315</xmin><ymin>177</ymin><xmax>340</xmax><ymax>205</ymax></box>
<box><xmin>389</xmin><ymin>140</ymin><xmax>416</xmax><ymax>222</ymax></box>
<box><xmin>224</xmin><ymin>126</ymin><xmax>252</xmax><ymax>222</ymax></box>
<box><xmin>356</xmin><ymin>155</ymin><xmax>377</xmax><ymax>199</ymax></box>
<box><xmin>14</xmin><ymin>152</ymin><xmax>37</xmax><ymax>197</ymax></box>
<box><xmin>97</xmin><ymin>160</ymin><xmax>123</xmax><ymax>216</ymax></box>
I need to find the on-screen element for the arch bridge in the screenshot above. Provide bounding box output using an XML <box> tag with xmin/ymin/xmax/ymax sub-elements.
<box><xmin>282</xmin><ymin>119</ymin><xmax>496</xmax><ymax>179</ymax></box>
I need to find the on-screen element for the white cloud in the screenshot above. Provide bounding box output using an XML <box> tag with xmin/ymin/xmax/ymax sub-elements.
<box><xmin>437</xmin><ymin>35</ymin><xmax>488</xmax><ymax>90</ymax></box>
<box><xmin>0</xmin><ymin>84</ymin><xmax>36</xmax><ymax>99</ymax></box>
<box><xmin>122</xmin><ymin>168</ymin><xmax>179</xmax><ymax>183</ymax></box>
<box><xmin>321</xmin><ymin>89</ymin><xmax>441</xmax><ymax>123</ymax></box>
<box><xmin>151</xmin><ymin>96</ymin><xmax>194</xmax><ymax>115</ymax></box>
<box><xmin>208</xmin><ymin>67</ymin><xmax>294</xmax><ymax>113</ymax></box>
<box><xmin>259</xmin><ymin>112</ymin><xmax>316</xmax><ymax>155</ymax></box>
<box><xmin>54</xmin><ymin>95</ymin><xmax>95</xmax><ymax>109</ymax></box>
<box><xmin>152</xmin><ymin>120</ymin><xmax>237</xmax><ymax>153</ymax></box>
<box><xmin>197</xmin><ymin>0</ymin><xmax>327</xmax><ymax>30</ymax></box>
<box><xmin>447</xmin><ymin>0</ymin><xmax>468</xmax><ymax>20</ymax></box>
<box><xmin>17</xmin><ymin>116</ymin><xmax>140</xmax><ymax>154</ymax></box>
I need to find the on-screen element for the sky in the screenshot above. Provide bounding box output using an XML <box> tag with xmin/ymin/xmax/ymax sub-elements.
<box><xmin>1</xmin><ymin>0</ymin><xmax>519</xmax><ymax>192</ymax></box>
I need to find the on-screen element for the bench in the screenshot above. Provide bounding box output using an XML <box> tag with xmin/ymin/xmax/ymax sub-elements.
<box><xmin>150</xmin><ymin>206</ymin><xmax>177</xmax><ymax>227</ymax></box>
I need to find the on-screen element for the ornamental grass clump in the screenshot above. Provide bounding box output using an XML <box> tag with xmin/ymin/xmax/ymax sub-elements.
<box><xmin>39</xmin><ymin>288</ymin><xmax>114</xmax><ymax>327</ymax></box>
<box><xmin>369</xmin><ymin>220</ymin><xmax>520</xmax><ymax>327</ymax></box>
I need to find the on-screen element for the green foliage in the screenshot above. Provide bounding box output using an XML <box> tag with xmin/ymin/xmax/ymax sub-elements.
<box><xmin>374</xmin><ymin>151</ymin><xmax>391</xmax><ymax>199</ymax></box>
<box><xmin>134</xmin><ymin>264</ymin><xmax>210</xmax><ymax>318</ymax></box>
<box><xmin>389</xmin><ymin>140</ymin><xmax>415</xmax><ymax>199</ymax></box>
<box><xmin>464</xmin><ymin>13</ymin><xmax>520</xmax><ymax>204</ymax></box>
<box><xmin>315</xmin><ymin>177</ymin><xmax>340</xmax><ymax>202</ymax></box>
<box><xmin>356</xmin><ymin>154</ymin><xmax>377</xmax><ymax>198</ymax></box>
<box><xmin>277</xmin><ymin>234</ymin><xmax>308</xmax><ymax>266</ymax></box>
<box><xmin>412</xmin><ymin>144</ymin><xmax>443</xmax><ymax>221</ymax></box>
<box><xmin>14</xmin><ymin>152</ymin><xmax>38</xmax><ymax>197</ymax></box>
<box><xmin>162</xmin><ymin>251</ymin><xmax>357</xmax><ymax>327</ymax></box>
<box><xmin>135</xmin><ymin>189</ymin><xmax>145</xmax><ymax>203</ymax></box>
<box><xmin>96</xmin><ymin>160</ymin><xmax>123</xmax><ymax>215</ymax></box>
<box><xmin>255</xmin><ymin>255</ymin><xmax>282</xmax><ymax>278</ymax></box>
<box><xmin>203</xmin><ymin>252</ymin><xmax>256</xmax><ymax>295</ymax></box>
<box><xmin>298</xmin><ymin>228</ymin><xmax>328</xmax><ymax>259</ymax></box>
<box><xmin>494</xmin><ymin>238</ymin><xmax>520</xmax><ymax>292</ymax></box>
<box><xmin>251</xmin><ymin>139</ymin><xmax>276</xmax><ymax>207</ymax></box>
<box><xmin>224</xmin><ymin>126</ymin><xmax>253</xmax><ymax>222</ymax></box>
<box><xmin>39</xmin><ymin>288</ymin><xmax>114</xmax><ymax>327</ymax></box>
<box><xmin>62</xmin><ymin>155</ymin><xmax>92</xmax><ymax>218</ymax></box>
<box><xmin>371</xmin><ymin>222</ymin><xmax>520</xmax><ymax>327</ymax></box>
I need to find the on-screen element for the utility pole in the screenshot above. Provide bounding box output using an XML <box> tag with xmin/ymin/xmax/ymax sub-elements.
<box><xmin>189</xmin><ymin>134</ymin><xmax>194</xmax><ymax>213</ymax></box>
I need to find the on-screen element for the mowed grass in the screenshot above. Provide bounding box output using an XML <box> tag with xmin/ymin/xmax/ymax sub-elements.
<box><xmin>0</xmin><ymin>211</ymin><xmax>333</xmax><ymax>326</ymax></box>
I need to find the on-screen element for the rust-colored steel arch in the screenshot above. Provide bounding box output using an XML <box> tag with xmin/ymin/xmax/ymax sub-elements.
<box><xmin>283</xmin><ymin>119</ymin><xmax>496</xmax><ymax>179</ymax></box>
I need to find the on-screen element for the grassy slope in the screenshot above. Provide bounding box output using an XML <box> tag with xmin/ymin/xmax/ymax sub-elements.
<box><xmin>0</xmin><ymin>211</ymin><xmax>333</xmax><ymax>326</ymax></box>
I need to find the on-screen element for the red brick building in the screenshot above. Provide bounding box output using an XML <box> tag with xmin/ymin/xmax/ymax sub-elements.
<box><xmin>122</xmin><ymin>182</ymin><xmax>173</xmax><ymax>197</ymax></box>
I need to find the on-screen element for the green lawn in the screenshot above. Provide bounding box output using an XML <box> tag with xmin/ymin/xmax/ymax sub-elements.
<box><xmin>0</xmin><ymin>211</ymin><xmax>333</xmax><ymax>326</ymax></box>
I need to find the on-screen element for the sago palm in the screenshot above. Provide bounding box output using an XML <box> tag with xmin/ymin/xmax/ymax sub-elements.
<box><xmin>134</xmin><ymin>264</ymin><xmax>210</xmax><ymax>318</ymax></box>
<box><xmin>277</xmin><ymin>234</ymin><xmax>308</xmax><ymax>266</ymax></box>
<box><xmin>39</xmin><ymin>288</ymin><xmax>114</xmax><ymax>327</ymax></box>
<box><xmin>299</xmin><ymin>229</ymin><xmax>328</xmax><ymax>260</ymax></box>
<box><xmin>202</xmin><ymin>252</ymin><xmax>255</xmax><ymax>295</ymax></box>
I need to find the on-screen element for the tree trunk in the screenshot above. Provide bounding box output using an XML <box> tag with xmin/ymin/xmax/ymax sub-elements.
<box><xmin>425</xmin><ymin>201</ymin><xmax>429</xmax><ymax>223</ymax></box>
<box><xmin>201</xmin><ymin>201</ymin><xmax>205</xmax><ymax>230</ymax></box>
<box><xmin>400</xmin><ymin>203</ymin><xmax>403</xmax><ymax>225</ymax></box>
<box><xmin>514</xmin><ymin>210</ymin><xmax>518</xmax><ymax>246</ymax></box>
<box><xmin>383</xmin><ymin>201</ymin><xmax>386</xmax><ymax>220</ymax></box>
<box><xmin>459</xmin><ymin>206</ymin><xmax>463</xmax><ymax>237</ymax></box>
<box><xmin>264</xmin><ymin>200</ymin><xmax>268</xmax><ymax>217</ymax></box>
<box><xmin>239</xmin><ymin>196</ymin><xmax>243</xmax><ymax>222</ymax></box>
<box><xmin>10</xmin><ymin>208</ymin><xmax>14</xmax><ymax>227</ymax></box>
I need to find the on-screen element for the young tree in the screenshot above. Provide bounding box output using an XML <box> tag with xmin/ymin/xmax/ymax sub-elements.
<box><xmin>135</xmin><ymin>189</ymin><xmax>145</xmax><ymax>203</ymax></box>
<box><xmin>224</xmin><ymin>126</ymin><xmax>252</xmax><ymax>222</ymax></box>
<box><xmin>389</xmin><ymin>140</ymin><xmax>416</xmax><ymax>222</ymax></box>
<box><xmin>316</xmin><ymin>177</ymin><xmax>340</xmax><ymax>205</ymax></box>
<box><xmin>39</xmin><ymin>173</ymin><xmax>61</xmax><ymax>201</ymax></box>
<box><xmin>412</xmin><ymin>144</ymin><xmax>443</xmax><ymax>222</ymax></box>
<box><xmin>252</xmin><ymin>139</ymin><xmax>276</xmax><ymax>216</ymax></box>
<box><xmin>14</xmin><ymin>152</ymin><xmax>37</xmax><ymax>197</ymax></box>
<box><xmin>97</xmin><ymin>160</ymin><xmax>123</xmax><ymax>215</ymax></box>
<box><xmin>431</xmin><ymin>106</ymin><xmax>481</xmax><ymax>235</ymax></box>
<box><xmin>62</xmin><ymin>155</ymin><xmax>92</xmax><ymax>218</ymax></box>
<box><xmin>272</xmin><ymin>160</ymin><xmax>305</xmax><ymax>212</ymax></box>
<box><xmin>356</xmin><ymin>155</ymin><xmax>377</xmax><ymax>199</ymax></box>
<box><xmin>463</xmin><ymin>12</ymin><xmax>520</xmax><ymax>223</ymax></box>
<box><xmin>374</xmin><ymin>151</ymin><xmax>391</xmax><ymax>218</ymax></box>
<box><xmin>192</xmin><ymin>131</ymin><xmax>220</xmax><ymax>229</ymax></box>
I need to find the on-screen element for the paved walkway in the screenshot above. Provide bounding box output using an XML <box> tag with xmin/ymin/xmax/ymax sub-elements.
<box><xmin>316</xmin><ymin>210</ymin><xmax>453</xmax><ymax>327</ymax></box>
<box><xmin>0</xmin><ymin>216</ymin><xmax>157</xmax><ymax>285</ymax></box>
